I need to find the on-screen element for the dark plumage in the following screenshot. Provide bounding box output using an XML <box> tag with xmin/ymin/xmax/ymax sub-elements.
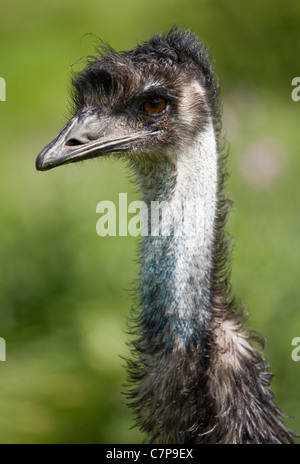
<box><xmin>36</xmin><ymin>28</ymin><xmax>295</xmax><ymax>444</ymax></box>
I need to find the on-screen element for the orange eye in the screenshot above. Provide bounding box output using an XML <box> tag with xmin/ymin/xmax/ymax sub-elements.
<box><xmin>143</xmin><ymin>97</ymin><xmax>166</xmax><ymax>115</ymax></box>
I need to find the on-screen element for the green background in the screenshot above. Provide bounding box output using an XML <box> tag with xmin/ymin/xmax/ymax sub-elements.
<box><xmin>0</xmin><ymin>0</ymin><xmax>299</xmax><ymax>443</ymax></box>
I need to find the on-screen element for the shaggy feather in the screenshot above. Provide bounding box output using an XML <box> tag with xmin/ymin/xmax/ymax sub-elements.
<box><xmin>37</xmin><ymin>27</ymin><xmax>295</xmax><ymax>444</ymax></box>
<box><xmin>124</xmin><ymin>29</ymin><xmax>295</xmax><ymax>444</ymax></box>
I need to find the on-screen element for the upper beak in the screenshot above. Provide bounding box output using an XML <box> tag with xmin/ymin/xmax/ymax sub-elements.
<box><xmin>36</xmin><ymin>108</ymin><xmax>160</xmax><ymax>171</ymax></box>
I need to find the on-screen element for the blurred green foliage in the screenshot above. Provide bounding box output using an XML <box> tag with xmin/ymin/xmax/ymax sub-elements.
<box><xmin>0</xmin><ymin>0</ymin><xmax>299</xmax><ymax>443</ymax></box>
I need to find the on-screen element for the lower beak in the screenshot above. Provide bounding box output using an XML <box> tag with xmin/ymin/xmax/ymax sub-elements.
<box><xmin>36</xmin><ymin>109</ymin><xmax>160</xmax><ymax>171</ymax></box>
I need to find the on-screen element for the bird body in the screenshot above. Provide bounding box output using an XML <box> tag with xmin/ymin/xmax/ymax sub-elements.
<box><xmin>36</xmin><ymin>28</ymin><xmax>295</xmax><ymax>443</ymax></box>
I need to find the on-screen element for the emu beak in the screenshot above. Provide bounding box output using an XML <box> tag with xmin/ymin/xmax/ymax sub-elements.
<box><xmin>36</xmin><ymin>108</ymin><xmax>160</xmax><ymax>171</ymax></box>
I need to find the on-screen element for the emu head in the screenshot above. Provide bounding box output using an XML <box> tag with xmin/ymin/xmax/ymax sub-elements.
<box><xmin>36</xmin><ymin>28</ymin><xmax>218</xmax><ymax>171</ymax></box>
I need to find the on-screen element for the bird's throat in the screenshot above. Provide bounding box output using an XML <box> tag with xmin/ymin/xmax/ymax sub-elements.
<box><xmin>136</xmin><ymin>123</ymin><xmax>218</xmax><ymax>356</ymax></box>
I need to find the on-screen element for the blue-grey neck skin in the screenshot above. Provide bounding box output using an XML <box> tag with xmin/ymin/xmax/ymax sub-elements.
<box><xmin>134</xmin><ymin>122</ymin><xmax>218</xmax><ymax>361</ymax></box>
<box><xmin>129</xmin><ymin>115</ymin><xmax>295</xmax><ymax>444</ymax></box>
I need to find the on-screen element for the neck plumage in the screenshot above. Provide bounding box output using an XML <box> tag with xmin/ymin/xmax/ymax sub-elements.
<box><xmin>128</xmin><ymin>121</ymin><xmax>294</xmax><ymax>444</ymax></box>
<box><xmin>138</xmin><ymin>123</ymin><xmax>217</xmax><ymax>362</ymax></box>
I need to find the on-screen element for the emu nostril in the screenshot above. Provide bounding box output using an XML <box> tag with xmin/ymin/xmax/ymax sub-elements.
<box><xmin>65</xmin><ymin>138</ymin><xmax>85</xmax><ymax>146</ymax></box>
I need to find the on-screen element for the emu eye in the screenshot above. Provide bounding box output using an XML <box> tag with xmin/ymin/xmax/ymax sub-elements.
<box><xmin>143</xmin><ymin>97</ymin><xmax>166</xmax><ymax>115</ymax></box>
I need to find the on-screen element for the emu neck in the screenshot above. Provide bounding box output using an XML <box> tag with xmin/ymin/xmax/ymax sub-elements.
<box><xmin>129</xmin><ymin>117</ymin><xmax>295</xmax><ymax>445</ymax></box>
<box><xmin>136</xmin><ymin>123</ymin><xmax>218</xmax><ymax>355</ymax></box>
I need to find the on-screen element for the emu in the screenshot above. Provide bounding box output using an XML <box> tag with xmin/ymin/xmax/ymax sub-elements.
<box><xmin>36</xmin><ymin>28</ymin><xmax>295</xmax><ymax>444</ymax></box>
